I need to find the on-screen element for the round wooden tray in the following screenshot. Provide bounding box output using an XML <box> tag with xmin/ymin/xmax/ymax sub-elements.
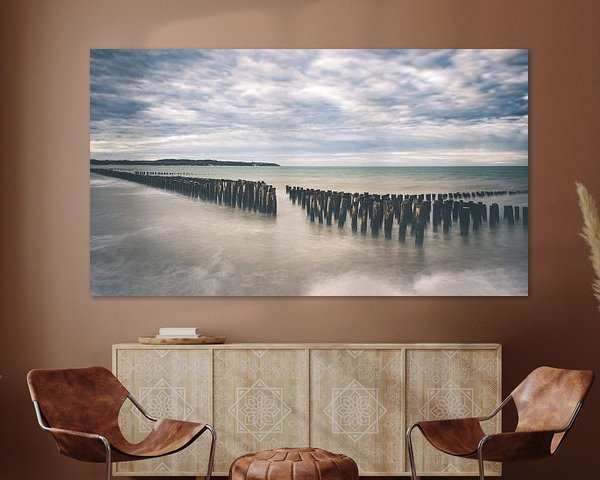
<box><xmin>138</xmin><ymin>336</ymin><xmax>226</xmax><ymax>345</ymax></box>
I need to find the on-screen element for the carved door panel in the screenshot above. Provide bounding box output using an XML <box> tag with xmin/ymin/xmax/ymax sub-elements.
<box><xmin>405</xmin><ymin>349</ymin><xmax>501</xmax><ymax>475</ymax></box>
<box><xmin>213</xmin><ymin>349</ymin><xmax>309</xmax><ymax>474</ymax></box>
<box><xmin>310</xmin><ymin>349</ymin><xmax>405</xmax><ymax>474</ymax></box>
<box><xmin>114</xmin><ymin>348</ymin><xmax>212</xmax><ymax>475</ymax></box>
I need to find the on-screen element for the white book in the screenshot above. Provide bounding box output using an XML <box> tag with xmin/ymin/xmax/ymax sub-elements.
<box><xmin>158</xmin><ymin>327</ymin><xmax>201</xmax><ymax>336</ymax></box>
<box><xmin>155</xmin><ymin>334</ymin><xmax>200</xmax><ymax>339</ymax></box>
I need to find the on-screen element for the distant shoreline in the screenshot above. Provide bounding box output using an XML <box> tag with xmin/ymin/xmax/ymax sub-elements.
<box><xmin>90</xmin><ymin>160</ymin><xmax>527</xmax><ymax>169</ymax></box>
<box><xmin>90</xmin><ymin>158</ymin><xmax>280</xmax><ymax>167</ymax></box>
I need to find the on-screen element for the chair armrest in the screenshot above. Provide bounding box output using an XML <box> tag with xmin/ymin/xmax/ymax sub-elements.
<box><xmin>478</xmin><ymin>395</ymin><xmax>513</xmax><ymax>421</ymax></box>
<box><xmin>46</xmin><ymin>427</ymin><xmax>110</xmax><ymax>463</ymax></box>
<box><xmin>479</xmin><ymin>430</ymin><xmax>556</xmax><ymax>462</ymax></box>
<box><xmin>127</xmin><ymin>394</ymin><xmax>158</xmax><ymax>422</ymax></box>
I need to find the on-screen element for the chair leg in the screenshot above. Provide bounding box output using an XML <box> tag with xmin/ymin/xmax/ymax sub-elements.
<box><xmin>205</xmin><ymin>424</ymin><xmax>217</xmax><ymax>480</ymax></box>
<box><xmin>477</xmin><ymin>446</ymin><xmax>485</xmax><ymax>480</ymax></box>
<box><xmin>406</xmin><ymin>423</ymin><xmax>420</xmax><ymax>480</ymax></box>
<box><xmin>476</xmin><ymin>435</ymin><xmax>492</xmax><ymax>480</ymax></box>
<box><xmin>99</xmin><ymin>436</ymin><xmax>111</xmax><ymax>480</ymax></box>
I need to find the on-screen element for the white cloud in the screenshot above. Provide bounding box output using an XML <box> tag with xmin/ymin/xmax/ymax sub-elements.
<box><xmin>90</xmin><ymin>49</ymin><xmax>528</xmax><ymax>165</ymax></box>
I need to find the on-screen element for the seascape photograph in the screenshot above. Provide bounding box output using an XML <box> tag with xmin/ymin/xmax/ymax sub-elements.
<box><xmin>90</xmin><ymin>49</ymin><xmax>528</xmax><ymax>296</ymax></box>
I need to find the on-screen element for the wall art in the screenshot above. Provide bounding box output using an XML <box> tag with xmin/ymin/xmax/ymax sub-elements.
<box><xmin>90</xmin><ymin>49</ymin><xmax>528</xmax><ymax>296</ymax></box>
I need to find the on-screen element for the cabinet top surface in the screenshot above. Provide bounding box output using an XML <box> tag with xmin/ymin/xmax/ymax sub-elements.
<box><xmin>113</xmin><ymin>342</ymin><xmax>501</xmax><ymax>350</ymax></box>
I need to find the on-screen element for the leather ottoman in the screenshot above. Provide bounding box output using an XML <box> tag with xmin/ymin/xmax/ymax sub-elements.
<box><xmin>229</xmin><ymin>447</ymin><xmax>359</xmax><ymax>480</ymax></box>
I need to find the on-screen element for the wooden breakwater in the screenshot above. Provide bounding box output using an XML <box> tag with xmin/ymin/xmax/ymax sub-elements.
<box><xmin>92</xmin><ymin>169</ymin><xmax>277</xmax><ymax>216</ymax></box>
<box><xmin>286</xmin><ymin>185</ymin><xmax>528</xmax><ymax>245</ymax></box>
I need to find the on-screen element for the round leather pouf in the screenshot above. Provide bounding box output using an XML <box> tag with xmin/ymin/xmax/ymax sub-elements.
<box><xmin>229</xmin><ymin>447</ymin><xmax>359</xmax><ymax>480</ymax></box>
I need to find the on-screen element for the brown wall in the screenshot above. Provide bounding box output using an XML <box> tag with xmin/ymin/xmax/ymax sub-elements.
<box><xmin>1</xmin><ymin>1</ymin><xmax>600</xmax><ymax>479</ymax></box>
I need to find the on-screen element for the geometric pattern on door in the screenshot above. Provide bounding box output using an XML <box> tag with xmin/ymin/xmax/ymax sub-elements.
<box><xmin>114</xmin><ymin>348</ymin><xmax>212</xmax><ymax>475</ymax></box>
<box><xmin>406</xmin><ymin>349</ymin><xmax>501</xmax><ymax>475</ymax></box>
<box><xmin>213</xmin><ymin>349</ymin><xmax>308</xmax><ymax>473</ymax></box>
<box><xmin>310</xmin><ymin>349</ymin><xmax>405</xmax><ymax>475</ymax></box>
<box><xmin>229</xmin><ymin>379</ymin><xmax>292</xmax><ymax>441</ymax></box>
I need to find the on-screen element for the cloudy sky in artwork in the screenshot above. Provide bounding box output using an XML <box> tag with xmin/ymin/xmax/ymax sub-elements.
<box><xmin>90</xmin><ymin>49</ymin><xmax>528</xmax><ymax>166</ymax></box>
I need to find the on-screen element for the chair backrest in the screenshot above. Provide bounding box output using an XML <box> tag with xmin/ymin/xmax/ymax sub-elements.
<box><xmin>27</xmin><ymin>366</ymin><xmax>129</xmax><ymax>435</ymax></box>
<box><xmin>511</xmin><ymin>366</ymin><xmax>594</xmax><ymax>451</ymax></box>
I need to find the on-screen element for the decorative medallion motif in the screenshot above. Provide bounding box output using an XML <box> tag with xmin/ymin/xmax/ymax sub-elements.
<box><xmin>138</xmin><ymin>379</ymin><xmax>194</xmax><ymax>432</ymax></box>
<box><xmin>406</xmin><ymin>349</ymin><xmax>500</xmax><ymax>474</ymax></box>
<box><xmin>229</xmin><ymin>379</ymin><xmax>292</xmax><ymax>441</ymax></box>
<box><xmin>324</xmin><ymin>379</ymin><xmax>387</xmax><ymax>441</ymax></box>
<box><xmin>115</xmin><ymin>349</ymin><xmax>211</xmax><ymax>475</ymax></box>
<box><xmin>419</xmin><ymin>380</ymin><xmax>482</xmax><ymax>419</ymax></box>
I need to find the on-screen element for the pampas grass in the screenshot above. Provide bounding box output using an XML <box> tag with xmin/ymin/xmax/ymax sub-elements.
<box><xmin>576</xmin><ymin>182</ymin><xmax>600</xmax><ymax>311</ymax></box>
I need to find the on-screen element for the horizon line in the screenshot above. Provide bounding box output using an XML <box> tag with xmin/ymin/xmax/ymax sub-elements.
<box><xmin>89</xmin><ymin>162</ymin><xmax>528</xmax><ymax>167</ymax></box>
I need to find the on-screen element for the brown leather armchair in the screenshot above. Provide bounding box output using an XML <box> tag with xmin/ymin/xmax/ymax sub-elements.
<box><xmin>27</xmin><ymin>366</ymin><xmax>216</xmax><ymax>480</ymax></box>
<box><xmin>406</xmin><ymin>366</ymin><xmax>594</xmax><ymax>480</ymax></box>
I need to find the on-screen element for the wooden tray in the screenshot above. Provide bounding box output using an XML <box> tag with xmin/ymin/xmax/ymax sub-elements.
<box><xmin>138</xmin><ymin>336</ymin><xmax>226</xmax><ymax>345</ymax></box>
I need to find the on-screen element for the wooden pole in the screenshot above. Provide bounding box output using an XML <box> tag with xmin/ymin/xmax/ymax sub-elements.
<box><xmin>399</xmin><ymin>200</ymin><xmax>411</xmax><ymax>242</ymax></box>
<box><xmin>414</xmin><ymin>203</ymin><xmax>425</xmax><ymax>245</ymax></box>
<box><xmin>384</xmin><ymin>199</ymin><xmax>394</xmax><ymax>238</ymax></box>
<box><xmin>489</xmin><ymin>203</ymin><xmax>500</xmax><ymax>227</ymax></box>
<box><xmin>459</xmin><ymin>206</ymin><xmax>470</xmax><ymax>236</ymax></box>
<box><xmin>442</xmin><ymin>200</ymin><xmax>452</xmax><ymax>233</ymax></box>
<box><xmin>504</xmin><ymin>205</ymin><xmax>515</xmax><ymax>224</ymax></box>
<box><xmin>351</xmin><ymin>195</ymin><xmax>359</xmax><ymax>232</ymax></box>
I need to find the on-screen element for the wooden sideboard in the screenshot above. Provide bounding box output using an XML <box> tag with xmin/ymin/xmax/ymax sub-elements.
<box><xmin>112</xmin><ymin>343</ymin><xmax>501</xmax><ymax>477</ymax></box>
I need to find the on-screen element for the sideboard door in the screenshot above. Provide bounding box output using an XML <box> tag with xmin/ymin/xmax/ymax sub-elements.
<box><xmin>213</xmin><ymin>348</ymin><xmax>309</xmax><ymax>474</ymax></box>
<box><xmin>310</xmin><ymin>349</ymin><xmax>405</xmax><ymax>475</ymax></box>
<box><xmin>405</xmin><ymin>348</ymin><xmax>501</xmax><ymax>476</ymax></box>
<box><xmin>114</xmin><ymin>348</ymin><xmax>213</xmax><ymax>475</ymax></box>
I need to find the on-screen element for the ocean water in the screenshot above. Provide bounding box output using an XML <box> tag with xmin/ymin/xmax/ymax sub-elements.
<box><xmin>90</xmin><ymin>166</ymin><xmax>528</xmax><ymax>296</ymax></box>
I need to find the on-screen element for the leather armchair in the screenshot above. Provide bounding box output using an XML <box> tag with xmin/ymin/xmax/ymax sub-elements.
<box><xmin>406</xmin><ymin>366</ymin><xmax>594</xmax><ymax>480</ymax></box>
<box><xmin>27</xmin><ymin>366</ymin><xmax>216</xmax><ymax>480</ymax></box>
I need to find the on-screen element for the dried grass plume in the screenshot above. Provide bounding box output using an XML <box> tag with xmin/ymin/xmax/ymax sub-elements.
<box><xmin>576</xmin><ymin>182</ymin><xmax>600</xmax><ymax>311</ymax></box>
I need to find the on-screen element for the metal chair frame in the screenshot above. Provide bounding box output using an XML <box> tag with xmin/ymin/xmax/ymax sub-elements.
<box><xmin>406</xmin><ymin>394</ymin><xmax>584</xmax><ymax>480</ymax></box>
<box><xmin>33</xmin><ymin>393</ymin><xmax>216</xmax><ymax>480</ymax></box>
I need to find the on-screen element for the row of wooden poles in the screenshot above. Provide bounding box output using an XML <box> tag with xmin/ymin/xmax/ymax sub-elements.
<box><xmin>285</xmin><ymin>186</ymin><xmax>528</xmax><ymax>245</ymax></box>
<box><xmin>121</xmin><ymin>171</ymin><xmax>221</xmax><ymax>176</ymax></box>
<box><xmin>91</xmin><ymin>169</ymin><xmax>277</xmax><ymax>216</ymax></box>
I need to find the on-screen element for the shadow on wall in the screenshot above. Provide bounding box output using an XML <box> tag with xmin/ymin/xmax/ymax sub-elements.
<box><xmin>144</xmin><ymin>0</ymin><xmax>477</xmax><ymax>48</ymax></box>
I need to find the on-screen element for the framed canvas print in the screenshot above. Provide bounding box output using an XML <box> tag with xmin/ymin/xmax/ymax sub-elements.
<box><xmin>90</xmin><ymin>49</ymin><xmax>528</xmax><ymax>296</ymax></box>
